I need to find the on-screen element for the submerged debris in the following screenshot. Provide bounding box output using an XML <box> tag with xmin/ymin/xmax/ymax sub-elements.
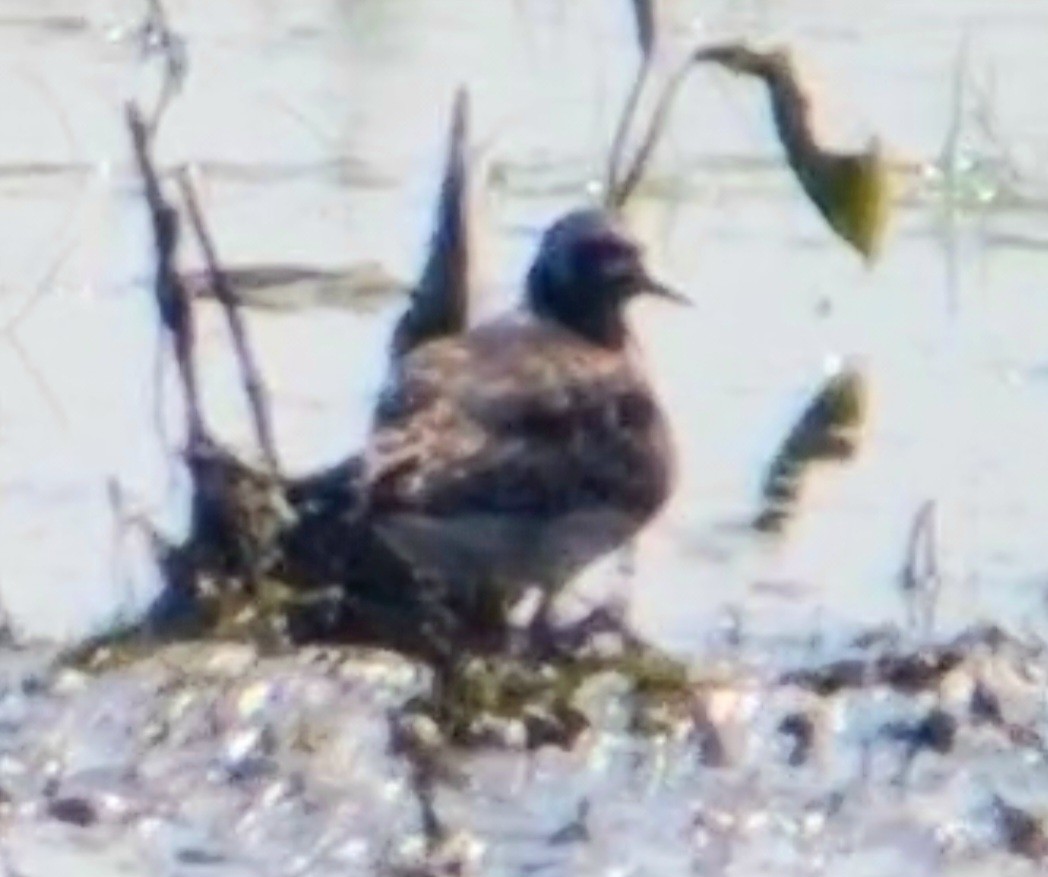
<box><xmin>754</xmin><ymin>364</ymin><xmax>868</xmax><ymax>533</ymax></box>
<box><xmin>899</xmin><ymin>499</ymin><xmax>944</xmax><ymax>636</ymax></box>
<box><xmin>180</xmin><ymin>262</ymin><xmax>406</xmax><ymax>312</ymax></box>
<box><xmin>781</xmin><ymin>643</ymin><xmax>964</xmax><ymax>695</ymax></box>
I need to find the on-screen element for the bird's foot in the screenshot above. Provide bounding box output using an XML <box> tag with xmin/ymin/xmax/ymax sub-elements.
<box><xmin>513</xmin><ymin>595</ymin><xmax>642</xmax><ymax>662</ymax></box>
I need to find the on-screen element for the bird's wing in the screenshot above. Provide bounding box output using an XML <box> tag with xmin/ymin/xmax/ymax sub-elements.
<box><xmin>364</xmin><ymin>318</ymin><xmax>665</xmax><ymax>517</ymax></box>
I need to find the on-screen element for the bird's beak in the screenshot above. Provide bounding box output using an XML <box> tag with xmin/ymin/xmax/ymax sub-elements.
<box><xmin>641</xmin><ymin>273</ymin><xmax>691</xmax><ymax>305</ymax></box>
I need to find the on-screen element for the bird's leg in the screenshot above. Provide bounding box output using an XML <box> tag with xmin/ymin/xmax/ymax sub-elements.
<box><xmin>527</xmin><ymin>590</ymin><xmax>557</xmax><ymax>655</ymax></box>
<box><xmin>613</xmin><ymin>539</ymin><xmax>637</xmax><ymax>607</ymax></box>
<box><xmin>547</xmin><ymin>542</ymin><xmax>645</xmax><ymax>655</ymax></box>
<box><xmin>538</xmin><ymin>540</ymin><xmax>642</xmax><ymax>653</ymax></box>
<box><xmin>549</xmin><ymin>599</ymin><xmax>646</xmax><ymax>655</ymax></box>
<box><xmin>505</xmin><ymin>586</ymin><xmax>558</xmax><ymax>661</ymax></box>
<box><xmin>530</xmin><ymin>592</ymin><xmax>645</xmax><ymax>658</ymax></box>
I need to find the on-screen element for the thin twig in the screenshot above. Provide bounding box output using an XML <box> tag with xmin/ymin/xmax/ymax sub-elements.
<box><xmin>604</xmin><ymin>0</ymin><xmax>657</xmax><ymax>202</ymax></box>
<box><xmin>899</xmin><ymin>499</ymin><xmax>942</xmax><ymax>637</ymax></box>
<box><xmin>0</xmin><ymin>236</ymin><xmax>79</xmax><ymax>336</ymax></box>
<box><xmin>126</xmin><ymin>102</ymin><xmax>205</xmax><ymax>449</ymax></box>
<box><xmin>5</xmin><ymin>333</ymin><xmax>69</xmax><ymax>430</ymax></box>
<box><xmin>609</xmin><ymin>53</ymin><xmax>696</xmax><ymax>209</ymax></box>
<box><xmin>177</xmin><ymin>171</ymin><xmax>281</xmax><ymax>475</ymax></box>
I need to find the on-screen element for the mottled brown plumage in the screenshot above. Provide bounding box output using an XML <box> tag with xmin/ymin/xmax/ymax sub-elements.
<box><xmin>361</xmin><ymin>209</ymin><xmax>683</xmax><ymax>617</ymax></box>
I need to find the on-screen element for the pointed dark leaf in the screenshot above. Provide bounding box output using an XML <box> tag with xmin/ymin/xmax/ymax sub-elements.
<box><xmin>628</xmin><ymin>0</ymin><xmax>656</xmax><ymax>60</ymax></box>
<box><xmin>392</xmin><ymin>87</ymin><xmax>472</xmax><ymax>357</ymax></box>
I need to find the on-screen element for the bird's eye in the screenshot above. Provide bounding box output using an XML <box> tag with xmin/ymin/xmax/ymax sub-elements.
<box><xmin>586</xmin><ymin>238</ymin><xmax>633</xmax><ymax>261</ymax></box>
<box><xmin>574</xmin><ymin>238</ymin><xmax>637</xmax><ymax>277</ymax></box>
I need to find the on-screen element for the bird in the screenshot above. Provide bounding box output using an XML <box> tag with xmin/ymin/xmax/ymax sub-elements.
<box><xmin>358</xmin><ymin>207</ymin><xmax>687</xmax><ymax>639</ymax></box>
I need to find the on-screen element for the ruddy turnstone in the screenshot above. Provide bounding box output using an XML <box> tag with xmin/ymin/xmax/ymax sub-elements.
<box><xmin>360</xmin><ymin>208</ymin><xmax>686</xmax><ymax>629</ymax></box>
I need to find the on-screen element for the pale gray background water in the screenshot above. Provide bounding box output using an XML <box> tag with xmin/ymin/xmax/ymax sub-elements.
<box><xmin>2</xmin><ymin>0</ymin><xmax>1048</xmax><ymax>650</ymax></box>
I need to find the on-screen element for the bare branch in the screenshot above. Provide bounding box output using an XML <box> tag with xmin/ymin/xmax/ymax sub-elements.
<box><xmin>126</xmin><ymin>102</ymin><xmax>205</xmax><ymax>449</ymax></box>
<box><xmin>608</xmin><ymin>55</ymin><xmax>695</xmax><ymax>210</ymax></box>
<box><xmin>177</xmin><ymin>171</ymin><xmax>281</xmax><ymax>475</ymax></box>
<box><xmin>603</xmin><ymin>0</ymin><xmax>658</xmax><ymax>204</ymax></box>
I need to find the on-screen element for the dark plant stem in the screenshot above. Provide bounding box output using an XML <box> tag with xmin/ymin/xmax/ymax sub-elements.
<box><xmin>126</xmin><ymin>103</ymin><xmax>205</xmax><ymax>450</ymax></box>
<box><xmin>177</xmin><ymin>172</ymin><xmax>281</xmax><ymax>475</ymax></box>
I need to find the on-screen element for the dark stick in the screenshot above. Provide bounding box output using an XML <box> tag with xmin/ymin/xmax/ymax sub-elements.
<box><xmin>899</xmin><ymin>499</ymin><xmax>941</xmax><ymax>636</ymax></box>
<box><xmin>126</xmin><ymin>103</ymin><xmax>205</xmax><ymax>450</ymax></box>
<box><xmin>177</xmin><ymin>171</ymin><xmax>281</xmax><ymax>475</ymax></box>
<box><xmin>628</xmin><ymin>0</ymin><xmax>656</xmax><ymax>59</ymax></box>
<box><xmin>604</xmin><ymin>0</ymin><xmax>656</xmax><ymax>202</ymax></box>
<box><xmin>608</xmin><ymin>55</ymin><xmax>695</xmax><ymax>209</ymax></box>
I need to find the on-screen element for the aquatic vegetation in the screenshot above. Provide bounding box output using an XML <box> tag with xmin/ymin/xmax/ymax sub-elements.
<box><xmin>693</xmin><ymin>43</ymin><xmax>893</xmax><ymax>263</ymax></box>
<box><xmin>754</xmin><ymin>364</ymin><xmax>868</xmax><ymax>534</ymax></box>
<box><xmin>390</xmin><ymin>88</ymin><xmax>474</xmax><ymax>358</ymax></box>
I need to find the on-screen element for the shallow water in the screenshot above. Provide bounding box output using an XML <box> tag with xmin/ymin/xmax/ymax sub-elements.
<box><xmin>3</xmin><ymin>0</ymin><xmax>1048</xmax><ymax>872</ymax></box>
<box><xmin>4</xmin><ymin>0</ymin><xmax>1048</xmax><ymax>644</ymax></box>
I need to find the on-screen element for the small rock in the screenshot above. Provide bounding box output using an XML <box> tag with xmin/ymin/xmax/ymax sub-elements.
<box><xmin>47</xmin><ymin>795</ymin><xmax>97</xmax><ymax>827</ymax></box>
<box><xmin>388</xmin><ymin>828</ymin><xmax>484</xmax><ymax>877</ymax></box>
<box><xmin>390</xmin><ymin>713</ymin><xmax>444</xmax><ymax>762</ymax></box>
<box><xmin>234</xmin><ymin>680</ymin><xmax>275</xmax><ymax>722</ymax></box>
<box><xmin>994</xmin><ymin>795</ymin><xmax>1048</xmax><ymax>860</ymax></box>
<box><xmin>219</xmin><ymin>725</ymin><xmax>275</xmax><ymax>782</ymax></box>
<box><xmin>50</xmin><ymin>669</ymin><xmax>89</xmax><ymax>696</ymax></box>
<box><xmin>466</xmin><ymin>715</ymin><xmax>526</xmax><ymax>750</ymax></box>
<box><xmin>548</xmin><ymin>799</ymin><xmax>590</xmax><ymax>846</ymax></box>
<box><xmin>202</xmin><ymin>644</ymin><xmax>258</xmax><ymax>678</ymax></box>
<box><xmin>779</xmin><ymin>712</ymin><xmax>815</xmax><ymax>767</ymax></box>
<box><xmin>177</xmin><ymin>847</ymin><xmax>228</xmax><ymax>866</ymax></box>
<box><xmin>914</xmin><ymin>709</ymin><xmax>957</xmax><ymax>755</ymax></box>
<box><xmin>523</xmin><ymin>704</ymin><xmax>588</xmax><ymax>751</ymax></box>
<box><xmin>970</xmin><ymin>680</ymin><xmax>1003</xmax><ymax>725</ymax></box>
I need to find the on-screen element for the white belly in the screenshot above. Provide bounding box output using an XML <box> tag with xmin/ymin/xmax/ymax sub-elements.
<box><xmin>373</xmin><ymin>507</ymin><xmax>642</xmax><ymax>608</ymax></box>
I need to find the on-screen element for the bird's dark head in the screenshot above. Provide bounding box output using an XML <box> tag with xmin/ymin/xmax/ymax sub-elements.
<box><xmin>525</xmin><ymin>208</ymin><xmax>686</xmax><ymax>347</ymax></box>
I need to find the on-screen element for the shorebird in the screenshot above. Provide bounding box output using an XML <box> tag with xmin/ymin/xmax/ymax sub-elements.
<box><xmin>351</xmin><ymin>5</ymin><xmax>692</xmax><ymax>643</ymax></box>
<box><xmin>361</xmin><ymin>208</ymin><xmax>686</xmax><ymax>634</ymax></box>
